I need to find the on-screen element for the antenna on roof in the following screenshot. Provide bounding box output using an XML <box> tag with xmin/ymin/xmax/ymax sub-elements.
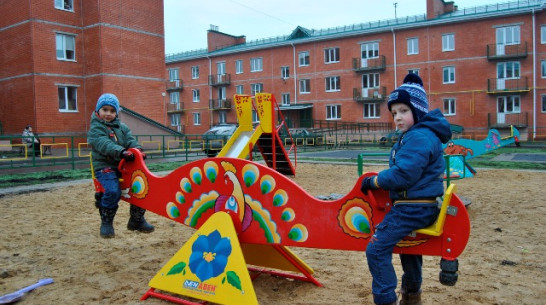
<box><xmin>393</xmin><ymin>2</ymin><xmax>398</xmax><ymax>19</ymax></box>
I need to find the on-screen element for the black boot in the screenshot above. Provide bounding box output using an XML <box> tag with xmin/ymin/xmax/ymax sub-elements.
<box><xmin>399</xmin><ymin>289</ymin><xmax>422</xmax><ymax>305</ymax></box>
<box><xmin>127</xmin><ymin>205</ymin><xmax>155</xmax><ymax>233</ymax></box>
<box><xmin>99</xmin><ymin>207</ymin><xmax>117</xmax><ymax>238</ymax></box>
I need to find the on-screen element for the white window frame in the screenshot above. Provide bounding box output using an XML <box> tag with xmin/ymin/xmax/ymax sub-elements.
<box><xmin>281</xmin><ymin>66</ymin><xmax>290</xmax><ymax>79</ymax></box>
<box><xmin>443</xmin><ymin>98</ymin><xmax>456</xmax><ymax>116</ymax></box>
<box><xmin>541</xmin><ymin>60</ymin><xmax>546</xmax><ymax>78</ymax></box>
<box><xmin>55</xmin><ymin>0</ymin><xmax>73</xmax><ymax>11</ymax></box>
<box><xmin>363</xmin><ymin>103</ymin><xmax>380</xmax><ymax>119</ymax></box>
<box><xmin>362</xmin><ymin>73</ymin><xmax>380</xmax><ymax>89</ymax></box>
<box><xmin>193</xmin><ymin>112</ymin><xmax>201</xmax><ymax>126</ymax></box>
<box><xmin>325</xmin><ymin>76</ymin><xmax>340</xmax><ymax>92</ymax></box>
<box><xmin>250</xmin><ymin>57</ymin><xmax>263</xmax><ymax>72</ymax></box>
<box><xmin>497</xmin><ymin>95</ymin><xmax>521</xmax><ymax>114</ymax></box>
<box><xmin>442</xmin><ymin>33</ymin><xmax>455</xmax><ymax>51</ymax></box>
<box><xmin>169</xmin><ymin>91</ymin><xmax>180</xmax><ymax>104</ymax></box>
<box><xmin>326</xmin><ymin>104</ymin><xmax>341</xmax><ymax>120</ymax></box>
<box><xmin>58</xmin><ymin>85</ymin><xmax>77</xmax><ymax>112</ymax></box>
<box><xmin>407</xmin><ymin>37</ymin><xmax>419</xmax><ymax>55</ymax></box>
<box><xmin>191</xmin><ymin>66</ymin><xmax>199</xmax><ymax>79</ymax></box>
<box><xmin>299</xmin><ymin>79</ymin><xmax>310</xmax><ymax>94</ymax></box>
<box><xmin>251</xmin><ymin>83</ymin><xmax>263</xmax><ymax>96</ymax></box>
<box><xmin>192</xmin><ymin>89</ymin><xmax>200</xmax><ymax>102</ymax></box>
<box><xmin>56</xmin><ymin>33</ymin><xmax>76</xmax><ymax>61</ymax></box>
<box><xmin>443</xmin><ymin>66</ymin><xmax>456</xmax><ymax>84</ymax></box>
<box><xmin>496</xmin><ymin>25</ymin><xmax>520</xmax><ymax>46</ymax></box>
<box><xmin>298</xmin><ymin>51</ymin><xmax>310</xmax><ymax>67</ymax></box>
<box><xmin>218</xmin><ymin>111</ymin><xmax>227</xmax><ymax>124</ymax></box>
<box><xmin>236</xmin><ymin>85</ymin><xmax>244</xmax><ymax>94</ymax></box>
<box><xmin>408</xmin><ymin>69</ymin><xmax>420</xmax><ymax>76</ymax></box>
<box><xmin>497</xmin><ymin>62</ymin><xmax>520</xmax><ymax>79</ymax></box>
<box><xmin>281</xmin><ymin>93</ymin><xmax>290</xmax><ymax>106</ymax></box>
<box><xmin>541</xmin><ymin>94</ymin><xmax>546</xmax><ymax>112</ymax></box>
<box><xmin>361</xmin><ymin>42</ymin><xmax>379</xmax><ymax>59</ymax></box>
<box><xmin>236</xmin><ymin>60</ymin><xmax>243</xmax><ymax>74</ymax></box>
<box><xmin>168</xmin><ymin>68</ymin><xmax>179</xmax><ymax>81</ymax></box>
<box><xmin>542</xmin><ymin>25</ymin><xmax>546</xmax><ymax>44</ymax></box>
<box><xmin>170</xmin><ymin>113</ymin><xmax>180</xmax><ymax>126</ymax></box>
<box><xmin>324</xmin><ymin>47</ymin><xmax>340</xmax><ymax>64</ymax></box>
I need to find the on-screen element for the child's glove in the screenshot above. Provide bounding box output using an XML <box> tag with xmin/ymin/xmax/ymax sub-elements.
<box><xmin>360</xmin><ymin>175</ymin><xmax>379</xmax><ymax>195</ymax></box>
<box><xmin>120</xmin><ymin>150</ymin><xmax>135</xmax><ymax>161</ymax></box>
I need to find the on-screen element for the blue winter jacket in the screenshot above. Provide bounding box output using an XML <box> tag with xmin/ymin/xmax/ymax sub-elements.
<box><xmin>376</xmin><ymin>109</ymin><xmax>452</xmax><ymax>201</ymax></box>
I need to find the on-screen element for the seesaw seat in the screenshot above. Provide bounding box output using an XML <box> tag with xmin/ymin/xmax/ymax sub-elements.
<box><xmin>415</xmin><ymin>184</ymin><xmax>456</xmax><ymax>237</ymax></box>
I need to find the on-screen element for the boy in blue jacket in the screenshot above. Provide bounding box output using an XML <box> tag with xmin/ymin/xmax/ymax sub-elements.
<box><xmin>88</xmin><ymin>93</ymin><xmax>154</xmax><ymax>238</ymax></box>
<box><xmin>360</xmin><ymin>74</ymin><xmax>452</xmax><ymax>305</ymax></box>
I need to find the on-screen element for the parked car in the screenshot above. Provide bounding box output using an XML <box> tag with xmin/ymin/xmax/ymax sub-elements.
<box><xmin>284</xmin><ymin>128</ymin><xmax>324</xmax><ymax>146</ymax></box>
<box><xmin>202</xmin><ymin>124</ymin><xmax>237</xmax><ymax>157</ymax></box>
<box><xmin>379</xmin><ymin>130</ymin><xmax>401</xmax><ymax>146</ymax></box>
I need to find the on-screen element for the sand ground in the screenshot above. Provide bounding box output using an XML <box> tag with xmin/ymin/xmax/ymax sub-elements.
<box><xmin>0</xmin><ymin>163</ymin><xmax>545</xmax><ymax>304</ymax></box>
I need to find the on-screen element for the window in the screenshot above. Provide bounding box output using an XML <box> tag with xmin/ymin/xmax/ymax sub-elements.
<box><xmin>251</xmin><ymin>83</ymin><xmax>263</xmax><ymax>96</ymax></box>
<box><xmin>236</xmin><ymin>85</ymin><xmax>244</xmax><ymax>94</ymax></box>
<box><xmin>361</xmin><ymin>42</ymin><xmax>379</xmax><ymax>59</ymax></box>
<box><xmin>58</xmin><ymin>86</ymin><xmax>77</xmax><ymax>111</ymax></box>
<box><xmin>169</xmin><ymin>92</ymin><xmax>180</xmax><ymax>104</ymax></box>
<box><xmin>299</xmin><ymin>79</ymin><xmax>310</xmax><ymax>94</ymax></box>
<box><xmin>193</xmin><ymin>113</ymin><xmax>201</xmax><ymax>125</ymax></box>
<box><xmin>363</xmin><ymin>103</ymin><xmax>380</xmax><ymax>118</ymax></box>
<box><xmin>542</xmin><ymin>95</ymin><xmax>546</xmax><ymax>112</ymax></box>
<box><xmin>542</xmin><ymin>60</ymin><xmax>546</xmax><ymax>78</ymax></box>
<box><xmin>443</xmin><ymin>66</ymin><xmax>456</xmax><ymax>84</ymax></box>
<box><xmin>325</xmin><ymin>76</ymin><xmax>340</xmax><ymax>92</ymax></box>
<box><xmin>218</xmin><ymin>111</ymin><xmax>227</xmax><ymax>124</ymax></box>
<box><xmin>281</xmin><ymin>66</ymin><xmax>290</xmax><ymax>79</ymax></box>
<box><xmin>168</xmin><ymin>68</ymin><xmax>179</xmax><ymax>81</ymax></box>
<box><xmin>236</xmin><ymin>60</ymin><xmax>243</xmax><ymax>74</ymax></box>
<box><xmin>362</xmin><ymin>73</ymin><xmax>380</xmax><ymax>89</ymax></box>
<box><xmin>326</xmin><ymin>104</ymin><xmax>341</xmax><ymax>120</ymax></box>
<box><xmin>170</xmin><ymin>114</ymin><xmax>180</xmax><ymax>126</ymax></box>
<box><xmin>497</xmin><ymin>96</ymin><xmax>520</xmax><ymax>113</ymax></box>
<box><xmin>299</xmin><ymin>51</ymin><xmax>310</xmax><ymax>66</ymax></box>
<box><xmin>191</xmin><ymin>66</ymin><xmax>199</xmax><ymax>79</ymax></box>
<box><xmin>324</xmin><ymin>47</ymin><xmax>340</xmax><ymax>64</ymax></box>
<box><xmin>252</xmin><ymin>110</ymin><xmax>259</xmax><ymax>123</ymax></box>
<box><xmin>407</xmin><ymin>37</ymin><xmax>419</xmax><ymax>55</ymax></box>
<box><xmin>443</xmin><ymin>98</ymin><xmax>456</xmax><ymax>116</ymax></box>
<box><xmin>497</xmin><ymin>62</ymin><xmax>520</xmax><ymax>79</ymax></box>
<box><xmin>192</xmin><ymin>89</ymin><xmax>200</xmax><ymax>102</ymax></box>
<box><xmin>442</xmin><ymin>33</ymin><xmax>455</xmax><ymax>51</ymax></box>
<box><xmin>496</xmin><ymin>25</ymin><xmax>520</xmax><ymax>45</ymax></box>
<box><xmin>55</xmin><ymin>0</ymin><xmax>73</xmax><ymax>10</ymax></box>
<box><xmin>250</xmin><ymin>57</ymin><xmax>263</xmax><ymax>72</ymax></box>
<box><xmin>281</xmin><ymin>93</ymin><xmax>290</xmax><ymax>106</ymax></box>
<box><xmin>542</xmin><ymin>25</ymin><xmax>546</xmax><ymax>44</ymax></box>
<box><xmin>408</xmin><ymin>69</ymin><xmax>420</xmax><ymax>76</ymax></box>
<box><xmin>56</xmin><ymin>33</ymin><xmax>75</xmax><ymax>60</ymax></box>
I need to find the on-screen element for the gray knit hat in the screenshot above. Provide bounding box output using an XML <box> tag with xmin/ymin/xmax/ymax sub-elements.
<box><xmin>387</xmin><ymin>73</ymin><xmax>429</xmax><ymax>122</ymax></box>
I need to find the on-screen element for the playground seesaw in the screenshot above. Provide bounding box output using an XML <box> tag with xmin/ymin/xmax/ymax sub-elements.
<box><xmin>113</xmin><ymin>149</ymin><xmax>470</xmax><ymax>305</ymax></box>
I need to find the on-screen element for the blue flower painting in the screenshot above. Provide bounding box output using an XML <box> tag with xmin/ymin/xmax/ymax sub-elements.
<box><xmin>188</xmin><ymin>230</ymin><xmax>232</xmax><ymax>282</ymax></box>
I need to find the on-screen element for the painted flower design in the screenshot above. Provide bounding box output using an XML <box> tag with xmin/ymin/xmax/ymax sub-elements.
<box><xmin>189</xmin><ymin>230</ymin><xmax>232</xmax><ymax>282</ymax></box>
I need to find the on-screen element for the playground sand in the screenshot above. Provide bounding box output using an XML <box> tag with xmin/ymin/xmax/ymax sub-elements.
<box><xmin>0</xmin><ymin>163</ymin><xmax>545</xmax><ymax>305</ymax></box>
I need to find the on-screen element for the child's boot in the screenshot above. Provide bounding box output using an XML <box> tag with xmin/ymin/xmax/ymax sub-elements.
<box><xmin>127</xmin><ymin>205</ymin><xmax>155</xmax><ymax>233</ymax></box>
<box><xmin>400</xmin><ymin>289</ymin><xmax>422</xmax><ymax>305</ymax></box>
<box><xmin>99</xmin><ymin>207</ymin><xmax>117</xmax><ymax>238</ymax></box>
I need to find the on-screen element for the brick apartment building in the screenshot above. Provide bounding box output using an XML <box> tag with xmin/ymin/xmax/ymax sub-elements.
<box><xmin>0</xmin><ymin>0</ymin><xmax>171</xmax><ymax>137</ymax></box>
<box><xmin>165</xmin><ymin>0</ymin><xmax>546</xmax><ymax>140</ymax></box>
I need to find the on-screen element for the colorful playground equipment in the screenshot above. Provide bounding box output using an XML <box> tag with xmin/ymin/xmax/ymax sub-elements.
<box><xmin>92</xmin><ymin>93</ymin><xmax>471</xmax><ymax>304</ymax></box>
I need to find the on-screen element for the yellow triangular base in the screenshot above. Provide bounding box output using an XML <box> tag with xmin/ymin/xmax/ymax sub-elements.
<box><xmin>148</xmin><ymin>212</ymin><xmax>259</xmax><ymax>305</ymax></box>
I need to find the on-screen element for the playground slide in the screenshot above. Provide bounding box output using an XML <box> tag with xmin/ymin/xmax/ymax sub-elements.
<box><xmin>217</xmin><ymin>125</ymin><xmax>263</xmax><ymax>158</ymax></box>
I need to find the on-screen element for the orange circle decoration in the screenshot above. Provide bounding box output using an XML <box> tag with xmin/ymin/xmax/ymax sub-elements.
<box><xmin>130</xmin><ymin>170</ymin><xmax>149</xmax><ymax>199</ymax></box>
<box><xmin>337</xmin><ymin>198</ymin><xmax>374</xmax><ymax>239</ymax></box>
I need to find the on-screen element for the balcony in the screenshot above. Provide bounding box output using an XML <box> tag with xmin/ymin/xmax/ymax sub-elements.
<box><xmin>487</xmin><ymin>77</ymin><xmax>529</xmax><ymax>94</ymax></box>
<box><xmin>487</xmin><ymin>112</ymin><xmax>528</xmax><ymax>128</ymax></box>
<box><xmin>208</xmin><ymin>74</ymin><xmax>231</xmax><ymax>86</ymax></box>
<box><xmin>353</xmin><ymin>87</ymin><xmax>387</xmax><ymax>103</ymax></box>
<box><xmin>167</xmin><ymin>102</ymin><xmax>184</xmax><ymax>114</ymax></box>
<box><xmin>209</xmin><ymin>99</ymin><xmax>232</xmax><ymax>110</ymax></box>
<box><xmin>166</xmin><ymin>79</ymin><xmax>183</xmax><ymax>91</ymax></box>
<box><xmin>352</xmin><ymin>55</ymin><xmax>386</xmax><ymax>73</ymax></box>
<box><xmin>486</xmin><ymin>42</ymin><xmax>528</xmax><ymax>60</ymax></box>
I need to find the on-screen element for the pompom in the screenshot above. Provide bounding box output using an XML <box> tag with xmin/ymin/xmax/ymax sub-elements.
<box><xmin>403</xmin><ymin>73</ymin><xmax>423</xmax><ymax>86</ymax></box>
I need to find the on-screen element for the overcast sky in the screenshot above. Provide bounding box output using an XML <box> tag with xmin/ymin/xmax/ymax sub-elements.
<box><xmin>164</xmin><ymin>0</ymin><xmax>507</xmax><ymax>55</ymax></box>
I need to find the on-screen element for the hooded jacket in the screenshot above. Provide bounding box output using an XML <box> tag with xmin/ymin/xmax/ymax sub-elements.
<box><xmin>376</xmin><ymin>109</ymin><xmax>452</xmax><ymax>201</ymax></box>
<box><xmin>87</xmin><ymin>112</ymin><xmax>141</xmax><ymax>171</ymax></box>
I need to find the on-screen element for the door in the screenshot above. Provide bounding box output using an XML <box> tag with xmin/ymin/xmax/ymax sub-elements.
<box><xmin>217</xmin><ymin>62</ymin><xmax>226</xmax><ymax>83</ymax></box>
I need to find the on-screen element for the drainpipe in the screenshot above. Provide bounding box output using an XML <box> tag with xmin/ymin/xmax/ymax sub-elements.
<box><xmin>533</xmin><ymin>8</ymin><xmax>537</xmax><ymax>140</ymax></box>
<box><xmin>207</xmin><ymin>56</ymin><xmax>213</xmax><ymax>127</ymax></box>
<box><xmin>291</xmin><ymin>43</ymin><xmax>297</xmax><ymax>104</ymax></box>
<box><xmin>391</xmin><ymin>28</ymin><xmax>397</xmax><ymax>86</ymax></box>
